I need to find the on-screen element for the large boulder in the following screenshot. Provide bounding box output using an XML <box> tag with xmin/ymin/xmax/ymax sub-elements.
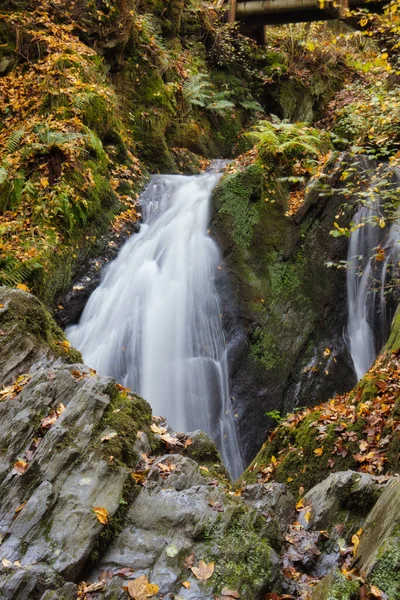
<box><xmin>354</xmin><ymin>479</ymin><xmax>400</xmax><ymax>598</ymax></box>
<box><xmin>300</xmin><ymin>471</ymin><xmax>384</xmax><ymax>531</ymax></box>
<box><xmin>0</xmin><ymin>287</ymin><xmax>81</xmax><ymax>387</ymax></box>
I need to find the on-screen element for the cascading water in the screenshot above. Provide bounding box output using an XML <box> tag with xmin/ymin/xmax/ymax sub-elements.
<box><xmin>347</xmin><ymin>170</ymin><xmax>400</xmax><ymax>380</ymax></box>
<box><xmin>67</xmin><ymin>172</ymin><xmax>244</xmax><ymax>479</ymax></box>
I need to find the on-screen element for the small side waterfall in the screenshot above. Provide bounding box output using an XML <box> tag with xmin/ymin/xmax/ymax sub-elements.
<box><xmin>67</xmin><ymin>173</ymin><xmax>244</xmax><ymax>479</ymax></box>
<box><xmin>347</xmin><ymin>171</ymin><xmax>400</xmax><ymax>380</ymax></box>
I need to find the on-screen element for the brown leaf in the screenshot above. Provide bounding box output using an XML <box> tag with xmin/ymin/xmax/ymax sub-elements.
<box><xmin>370</xmin><ymin>585</ymin><xmax>384</xmax><ymax>599</ymax></box>
<box><xmin>183</xmin><ymin>553</ymin><xmax>195</xmax><ymax>569</ymax></box>
<box><xmin>221</xmin><ymin>588</ymin><xmax>240</xmax><ymax>598</ymax></box>
<box><xmin>150</xmin><ymin>423</ymin><xmax>167</xmax><ymax>435</ymax></box>
<box><xmin>93</xmin><ymin>507</ymin><xmax>109</xmax><ymax>525</ymax></box>
<box><xmin>126</xmin><ymin>575</ymin><xmax>159</xmax><ymax>599</ymax></box>
<box><xmin>13</xmin><ymin>501</ymin><xmax>27</xmax><ymax>517</ymax></box>
<box><xmin>14</xmin><ymin>460</ymin><xmax>28</xmax><ymax>475</ymax></box>
<box><xmin>190</xmin><ymin>559</ymin><xmax>214</xmax><ymax>581</ymax></box>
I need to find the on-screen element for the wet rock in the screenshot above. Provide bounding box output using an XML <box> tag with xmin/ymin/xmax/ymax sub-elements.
<box><xmin>353</xmin><ymin>478</ymin><xmax>400</xmax><ymax>597</ymax></box>
<box><xmin>0</xmin><ymin>287</ymin><xmax>81</xmax><ymax>388</ymax></box>
<box><xmin>243</xmin><ymin>482</ymin><xmax>296</xmax><ymax>548</ymax></box>
<box><xmin>312</xmin><ymin>568</ymin><xmax>360</xmax><ymax>600</ymax></box>
<box><xmin>300</xmin><ymin>470</ymin><xmax>384</xmax><ymax>531</ymax></box>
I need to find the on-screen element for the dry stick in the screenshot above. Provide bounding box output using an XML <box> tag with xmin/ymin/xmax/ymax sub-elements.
<box><xmin>228</xmin><ymin>0</ymin><xmax>237</xmax><ymax>22</ymax></box>
<box><xmin>340</xmin><ymin>0</ymin><xmax>349</xmax><ymax>18</ymax></box>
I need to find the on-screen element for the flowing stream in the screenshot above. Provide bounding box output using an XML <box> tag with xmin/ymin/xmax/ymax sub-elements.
<box><xmin>347</xmin><ymin>171</ymin><xmax>400</xmax><ymax>380</ymax></box>
<box><xmin>67</xmin><ymin>172</ymin><xmax>244</xmax><ymax>479</ymax></box>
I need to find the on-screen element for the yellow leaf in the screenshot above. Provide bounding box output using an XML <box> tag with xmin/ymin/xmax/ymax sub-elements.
<box><xmin>305</xmin><ymin>511</ymin><xmax>312</xmax><ymax>523</ymax></box>
<box><xmin>352</xmin><ymin>533</ymin><xmax>360</xmax><ymax>553</ymax></box>
<box><xmin>93</xmin><ymin>507</ymin><xmax>109</xmax><ymax>525</ymax></box>
<box><xmin>314</xmin><ymin>446</ymin><xmax>324</xmax><ymax>456</ymax></box>
<box><xmin>191</xmin><ymin>559</ymin><xmax>215</xmax><ymax>581</ymax></box>
<box><xmin>296</xmin><ymin>498</ymin><xmax>304</xmax><ymax>510</ymax></box>
<box><xmin>379</xmin><ymin>218</ymin><xmax>386</xmax><ymax>228</ymax></box>
<box><xmin>370</xmin><ymin>585</ymin><xmax>384</xmax><ymax>598</ymax></box>
<box><xmin>182</xmin><ymin>581</ymin><xmax>191</xmax><ymax>589</ymax></box>
<box><xmin>287</xmin><ymin>477</ymin><xmax>294</xmax><ymax>482</ymax></box>
<box><xmin>15</xmin><ymin>283</ymin><xmax>30</xmax><ymax>292</ymax></box>
<box><xmin>126</xmin><ymin>575</ymin><xmax>159</xmax><ymax>599</ymax></box>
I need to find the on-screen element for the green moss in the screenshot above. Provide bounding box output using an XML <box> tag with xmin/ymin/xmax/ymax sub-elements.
<box><xmin>371</xmin><ymin>537</ymin><xmax>400</xmax><ymax>599</ymax></box>
<box><xmin>214</xmin><ymin>164</ymin><xmax>263</xmax><ymax>249</ymax></box>
<box><xmin>250</xmin><ymin>328</ymin><xmax>282</xmax><ymax>371</ymax></box>
<box><xmin>197</xmin><ymin>505</ymin><xmax>276</xmax><ymax>596</ymax></box>
<box><xmin>313</xmin><ymin>569</ymin><xmax>360</xmax><ymax>600</ymax></box>
<box><xmin>92</xmin><ymin>389</ymin><xmax>154</xmax><ymax>469</ymax></box>
<box><xmin>386</xmin><ymin>307</ymin><xmax>400</xmax><ymax>353</ymax></box>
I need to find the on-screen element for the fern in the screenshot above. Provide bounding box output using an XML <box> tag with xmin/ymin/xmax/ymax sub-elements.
<box><xmin>207</xmin><ymin>91</ymin><xmax>235</xmax><ymax>116</ymax></box>
<box><xmin>0</xmin><ymin>258</ymin><xmax>38</xmax><ymax>287</ymax></box>
<box><xmin>240</xmin><ymin>99</ymin><xmax>263</xmax><ymax>113</ymax></box>
<box><xmin>247</xmin><ymin>118</ymin><xmax>330</xmax><ymax>166</ymax></box>
<box><xmin>0</xmin><ymin>166</ymin><xmax>8</xmax><ymax>186</ymax></box>
<box><xmin>5</xmin><ymin>129</ymin><xmax>25</xmax><ymax>154</ymax></box>
<box><xmin>182</xmin><ymin>73</ymin><xmax>213</xmax><ymax>108</ymax></box>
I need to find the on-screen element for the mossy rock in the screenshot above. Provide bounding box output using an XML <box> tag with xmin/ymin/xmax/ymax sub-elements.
<box><xmin>0</xmin><ymin>287</ymin><xmax>82</xmax><ymax>386</ymax></box>
<box><xmin>312</xmin><ymin>569</ymin><xmax>360</xmax><ymax>600</ymax></box>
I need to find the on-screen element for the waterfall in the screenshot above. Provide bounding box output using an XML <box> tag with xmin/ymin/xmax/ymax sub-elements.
<box><xmin>347</xmin><ymin>171</ymin><xmax>400</xmax><ymax>380</ymax></box>
<box><xmin>67</xmin><ymin>173</ymin><xmax>244</xmax><ymax>479</ymax></box>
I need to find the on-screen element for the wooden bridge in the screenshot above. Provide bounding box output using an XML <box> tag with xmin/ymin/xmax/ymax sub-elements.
<box><xmin>226</xmin><ymin>0</ymin><xmax>385</xmax><ymax>26</ymax></box>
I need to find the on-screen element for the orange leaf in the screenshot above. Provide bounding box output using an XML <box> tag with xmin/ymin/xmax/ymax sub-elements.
<box><xmin>93</xmin><ymin>507</ymin><xmax>109</xmax><ymax>525</ymax></box>
<box><xmin>314</xmin><ymin>446</ymin><xmax>324</xmax><ymax>456</ymax></box>
<box><xmin>182</xmin><ymin>581</ymin><xmax>191</xmax><ymax>589</ymax></box>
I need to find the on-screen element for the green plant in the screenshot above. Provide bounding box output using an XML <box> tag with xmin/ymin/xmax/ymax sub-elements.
<box><xmin>247</xmin><ymin>117</ymin><xmax>331</xmax><ymax>169</ymax></box>
<box><xmin>265</xmin><ymin>410</ymin><xmax>283</xmax><ymax>423</ymax></box>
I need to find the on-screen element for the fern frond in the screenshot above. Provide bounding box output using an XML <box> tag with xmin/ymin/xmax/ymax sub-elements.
<box><xmin>182</xmin><ymin>73</ymin><xmax>213</xmax><ymax>108</ymax></box>
<box><xmin>6</xmin><ymin>130</ymin><xmax>25</xmax><ymax>154</ymax></box>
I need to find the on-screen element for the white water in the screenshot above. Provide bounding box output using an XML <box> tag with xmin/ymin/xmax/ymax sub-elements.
<box><xmin>67</xmin><ymin>173</ymin><xmax>244</xmax><ymax>479</ymax></box>
<box><xmin>347</xmin><ymin>171</ymin><xmax>400</xmax><ymax>380</ymax></box>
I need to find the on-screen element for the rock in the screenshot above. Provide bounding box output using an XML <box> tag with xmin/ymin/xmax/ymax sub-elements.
<box><xmin>0</xmin><ymin>287</ymin><xmax>81</xmax><ymax>388</ymax></box>
<box><xmin>212</xmin><ymin>157</ymin><xmax>358</xmax><ymax>464</ymax></box>
<box><xmin>300</xmin><ymin>470</ymin><xmax>384</xmax><ymax>531</ymax></box>
<box><xmin>0</xmin><ymin>299</ymin><xmax>279</xmax><ymax>599</ymax></box>
<box><xmin>312</xmin><ymin>568</ymin><xmax>360</xmax><ymax>600</ymax></box>
<box><xmin>243</xmin><ymin>482</ymin><xmax>296</xmax><ymax>548</ymax></box>
<box><xmin>90</xmin><ymin>456</ymin><xmax>280</xmax><ymax>599</ymax></box>
<box><xmin>353</xmin><ymin>478</ymin><xmax>400</xmax><ymax>597</ymax></box>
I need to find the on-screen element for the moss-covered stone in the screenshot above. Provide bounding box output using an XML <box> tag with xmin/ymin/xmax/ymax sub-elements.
<box><xmin>312</xmin><ymin>569</ymin><xmax>360</xmax><ymax>600</ymax></box>
<box><xmin>196</xmin><ymin>503</ymin><xmax>278</xmax><ymax>597</ymax></box>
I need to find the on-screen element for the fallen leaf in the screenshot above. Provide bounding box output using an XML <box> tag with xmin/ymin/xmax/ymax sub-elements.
<box><xmin>14</xmin><ymin>460</ymin><xmax>28</xmax><ymax>475</ymax></box>
<box><xmin>1</xmin><ymin>558</ymin><xmax>12</xmax><ymax>568</ymax></box>
<box><xmin>14</xmin><ymin>501</ymin><xmax>27</xmax><ymax>516</ymax></box>
<box><xmin>221</xmin><ymin>588</ymin><xmax>240</xmax><ymax>598</ymax></box>
<box><xmin>126</xmin><ymin>575</ymin><xmax>159</xmax><ymax>599</ymax></box>
<box><xmin>370</xmin><ymin>585</ymin><xmax>384</xmax><ymax>599</ymax></box>
<box><xmin>296</xmin><ymin>499</ymin><xmax>304</xmax><ymax>510</ymax></box>
<box><xmin>150</xmin><ymin>423</ymin><xmax>167</xmax><ymax>435</ymax></box>
<box><xmin>182</xmin><ymin>581</ymin><xmax>191</xmax><ymax>589</ymax></box>
<box><xmin>314</xmin><ymin>446</ymin><xmax>324</xmax><ymax>456</ymax></box>
<box><xmin>93</xmin><ymin>507</ymin><xmax>109</xmax><ymax>525</ymax></box>
<box><xmin>304</xmin><ymin>511</ymin><xmax>312</xmax><ymax>523</ymax></box>
<box><xmin>15</xmin><ymin>283</ymin><xmax>30</xmax><ymax>292</ymax></box>
<box><xmin>101</xmin><ymin>432</ymin><xmax>118</xmax><ymax>442</ymax></box>
<box><xmin>191</xmin><ymin>559</ymin><xmax>214</xmax><ymax>581</ymax></box>
<box><xmin>183</xmin><ymin>553</ymin><xmax>194</xmax><ymax>569</ymax></box>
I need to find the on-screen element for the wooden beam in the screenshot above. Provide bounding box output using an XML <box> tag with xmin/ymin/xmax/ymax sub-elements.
<box><xmin>228</xmin><ymin>0</ymin><xmax>238</xmax><ymax>22</ymax></box>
